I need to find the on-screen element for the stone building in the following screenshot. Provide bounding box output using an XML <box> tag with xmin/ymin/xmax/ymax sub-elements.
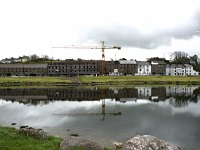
<box><xmin>0</xmin><ymin>64</ymin><xmax>47</xmax><ymax>76</ymax></box>
<box><xmin>151</xmin><ymin>60</ymin><xmax>166</xmax><ymax>75</ymax></box>
<box><xmin>107</xmin><ymin>60</ymin><xmax>137</xmax><ymax>76</ymax></box>
<box><xmin>48</xmin><ymin>60</ymin><xmax>100</xmax><ymax>76</ymax></box>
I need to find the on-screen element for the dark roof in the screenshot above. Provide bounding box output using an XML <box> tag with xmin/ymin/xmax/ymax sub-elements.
<box><xmin>151</xmin><ymin>60</ymin><xmax>166</xmax><ymax>65</ymax></box>
<box><xmin>170</xmin><ymin>64</ymin><xmax>185</xmax><ymax>68</ymax></box>
<box><xmin>137</xmin><ymin>61</ymin><xmax>150</xmax><ymax>65</ymax></box>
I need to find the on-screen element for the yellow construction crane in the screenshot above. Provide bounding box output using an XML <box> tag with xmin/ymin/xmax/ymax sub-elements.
<box><xmin>52</xmin><ymin>41</ymin><xmax>121</xmax><ymax>75</ymax></box>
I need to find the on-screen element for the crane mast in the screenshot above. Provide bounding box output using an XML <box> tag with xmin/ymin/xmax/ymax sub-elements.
<box><xmin>100</xmin><ymin>41</ymin><xmax>106</xmax><ymax>74</ymax></box>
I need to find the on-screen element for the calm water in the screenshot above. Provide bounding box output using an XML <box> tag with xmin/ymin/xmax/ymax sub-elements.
<box><xmin>0</xmin><ymin>86</ymin><xmax>200</xmax><ymax>149</ymax></box>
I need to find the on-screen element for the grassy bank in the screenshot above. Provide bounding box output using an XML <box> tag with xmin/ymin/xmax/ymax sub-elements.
<box><xmin>0</xmin><ymin>77</ymin><xmax>72</xmax><ymax>86</ymax></box>
<box><xmin>0</xmin><ymin>76</ymin><xmax>200</xmax><ymax>86</ymax></box>
<box><xmin>0</xmin><ymin>126</ymin><xmax>110</xmax><ymax>150</ymax></box>
<box><xmin>79</xmin><ymin>76</ymin><xmax>200</xmax><ymax>85</ymax></box>
<box><xmin>0</xmin><ymin>126</ymin><xmax>62</xmax><ymax>150</ymax></box>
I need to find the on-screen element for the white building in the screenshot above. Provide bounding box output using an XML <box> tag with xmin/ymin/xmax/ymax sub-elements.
<box><xmin>166</xmin><ymin>64</ymin><xmax>199</xmax><ymax>76</ymax></box>
<box><xmin>136</xmin><ymin>61</ymin><xmax>151</xmax><ymax>75</ymax></box>
<box><xmin>1</xmin><ymin>58</ymin><xmax>16</xmax><ymax>64</ymax></box>
<box><xmin>166</xmin><ymin>64</ymin><xmax>171</xmax><ymax>76</ymax></box>
<box><xmin>184</xmin><ymin>64</ymin><xmax>199</xmax><ymax>76</ymax></box>
<box><xmin>109</xmin><ymin>69</ymin><xmax>120</xmax><ymax>76</ymax></box>
<box><xmin>166</xmin><ymin>64</ymin><xmax>185</xmax><ymax>76</ymax></box>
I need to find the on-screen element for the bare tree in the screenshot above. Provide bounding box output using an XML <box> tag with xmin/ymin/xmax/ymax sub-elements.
<box><xmin>170</xmin><ymin>51</ymin><xmax>190</xmax><ymax>64</ymax></box>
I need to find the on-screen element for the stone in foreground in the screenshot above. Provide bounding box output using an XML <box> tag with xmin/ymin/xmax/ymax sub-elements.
<box><xmin>60</xmin><ymin>136</ymin><xmax>103</xmax><ymax>150</ymax></box>
<box><xmin>18</xmin><ymin>127</ymin><xmax>48</xmax><ymax>140</ymax></box>
<box><xmin>125</xmin><ymin>135</ymin><xmax>180</xmax><ymax>150</ymax></box>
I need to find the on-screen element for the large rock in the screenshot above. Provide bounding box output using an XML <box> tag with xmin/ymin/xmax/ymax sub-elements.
<box><xmin>125</xmin><ymin>135</ymin><xmax>180</xmax><ymax>150</ymax></box>
<box><xmin>60</xmin><ymin>136</ymin><xmax>103</xmax><ymax>150</ymax></box>
<box><xmin>18</xmin><ymin>127</ymin><xmax>48</xmax><ymax>140</ymax></box>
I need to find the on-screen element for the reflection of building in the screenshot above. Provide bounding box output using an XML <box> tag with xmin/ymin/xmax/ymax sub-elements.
<box><xmin>0</xmin><ymin>88</ymin><xmax>48</xmax><ymax>104</ymax></box>
<box><xmin>151</xmin><ymin>87</ymin><xmax>166</xmax><ymax>101</ymax></box>
<box><xmin>136</xmin><ymin>87</ymin><xmax>151</xmax><ymax>99</ymax></box>
<box><xmin>0</xmin><ymin>86</ymin><xmax>199</xmax><ymax>107</ymax></box>
<box><xmin>166</xmin><ymin>86</ymin><xmax>199</xmax><ymax>107</ymax></box>
<box><xmin>47</xmin><ymin>88</ymin><xmax>104</xmax><ymax>101</ymax></box>
<box><xmin>110</xmin><ymin>88</ymin><xmax>138</xmax><ymax>101</ymax></box>
<box><xmin>166</xmin><ymin>86</ymin><xmax>198</xmax><ymax>96</ymax></box>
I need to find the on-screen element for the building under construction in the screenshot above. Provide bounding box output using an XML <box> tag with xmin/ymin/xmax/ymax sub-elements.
<box><xmin>0</xmin><ymin>59</ymin><xmax>138</xmax><ymax>76</ymax></box>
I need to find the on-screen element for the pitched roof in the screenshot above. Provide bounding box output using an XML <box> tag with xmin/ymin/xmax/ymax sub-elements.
<box><xmin>151</xmin><ymin>60</ymin><xmax>166</xmax><ymax>65</ymax></box>
<box><xmin>170</xmin><ymin>64</ymin><xmax>185</xmax><ymax>68</ymax></box>
<box><xmin>119</xmin><ymin>60</ymin><xmax>137</xmax><ymax>64</ymax></box>
<box><xmin>137</xmin><ymin>61</ymin><xmax>150</xmax><ymax>65</ymax></box>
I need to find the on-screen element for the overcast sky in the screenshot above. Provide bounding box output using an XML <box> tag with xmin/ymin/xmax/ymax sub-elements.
<box><xmin>0</xmin><ymin>0</ymin><xmax>200</xmax><ymax>61</ymax></box>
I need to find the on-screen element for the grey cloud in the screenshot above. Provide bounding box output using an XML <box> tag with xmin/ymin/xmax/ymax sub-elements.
<box><xmin>86</xmin><ymin>13</ymin><xmax>200</xmax><ymax>49</ymax></box>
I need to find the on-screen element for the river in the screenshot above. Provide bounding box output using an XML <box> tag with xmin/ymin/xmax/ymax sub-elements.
<box><xmin>0</xmin><ymin>86</ymin><xmax>200</xmax><ymax>149</ymax></box>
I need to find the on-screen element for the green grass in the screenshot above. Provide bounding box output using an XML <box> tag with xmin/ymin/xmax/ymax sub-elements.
<box><xmin>0</xmin><ymin>126</ymin><xmax>111</xmax><ymax>150</ymax></box>
<box><xmin>0</xmin><ymin>77</ymin><xmax>71</xmax><ymax>86</ymax></box>
<box><xmin>0</xmin><ymin>126</ymin><xmax>62</xmax><ymax>150</ymax></box>
<box><xmin>0</xmin><ymin>77</ymin><xmax>71</xmax><ymax>83</ymax></box>
<box><xmin>79</xmin><ymin>76</ymin><xmax>200</xmax><ymax>84</ymax></box>
<box><xmin>0</xmin><ymin>76</ymin><xmax>200</xmax><ymax>86</ymax></box>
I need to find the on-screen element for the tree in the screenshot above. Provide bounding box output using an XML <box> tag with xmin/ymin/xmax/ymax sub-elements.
<box><xmin>190</xmin><ymin>54</ymin><xmax>200</xmax><ymax>72</ymax></box>
<box><xmin>147</xmin><ymin>57</ymin><xmax>167</xmax><ymax>62</ymax></box>
<box><xmin>30</xmin><ymin>54</ymin><xmax>40</xmax><ymax>62</ymax></box>
<box><xmin>170</xmin><ymin>51</ymin><xmax>190</xmax><ymax>64</ymax></box>
<box><xmin>42</xmin><ymin>55</ymin><xmax>50</xmax><ymax>61</ymax></box>
<box><xmin>190</xmin><ymin>54</ymin><xmax>198</xmax><ymax>65</ymax></box>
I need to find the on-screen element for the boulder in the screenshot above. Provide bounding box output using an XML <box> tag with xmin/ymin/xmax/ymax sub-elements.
<box><xmin>60</xmin><ymin>136</ymin><xmax>103</xmax><ymax>150</ymax></box>
<box><xmin>125</xmin><ymin>135</ymin><xmax>180</xmax><ymax>150</ymax></box>
<box><xmin>18</xmin><ymin>127</ymin><xmax>48</xmax><ymax>140</ymax></box>
<box><xmin>113</xmin><ymin>142</ymin><xmax>123</xmax><ymax>149</ymax></box>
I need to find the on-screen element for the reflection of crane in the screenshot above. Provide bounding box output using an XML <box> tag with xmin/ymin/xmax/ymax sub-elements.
<box><xmin>52</xmin><ymin>41</ymin><xmax>121</xmax><ymax>75</ymax></box>
<box><xmin>53</xmin><ymin>99</ymin><xmax>121</xmax><ymax>121</ymax></box>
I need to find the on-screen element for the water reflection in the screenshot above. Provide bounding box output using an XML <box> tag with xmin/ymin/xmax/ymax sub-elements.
<box><xmin>0</xmin><ymin>86</ymin><xmax>200</xmax><ymax>149</ymax></box>
<box><xmin>0</xmin><ymin>86</ymin><xmax>199</xmax><ymax>107</ymax></box>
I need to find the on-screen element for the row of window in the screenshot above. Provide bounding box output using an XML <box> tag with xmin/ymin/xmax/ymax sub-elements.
<box><xmin>48</xmin><ymin>69</ymin><xmax>99</xmax><ymax>73</ymax></box>
<box><xmin>0</xmin><ymin>68</ymin><xmax>45</xmax><ymax>70</ymax></box>
<box><xmin>48</xmin><ymin>65</ymin><xmax>99</xmax><ymax>69</ymax></box>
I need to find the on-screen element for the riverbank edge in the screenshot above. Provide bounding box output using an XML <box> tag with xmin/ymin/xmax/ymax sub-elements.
<box><xmin>0</xmin><ymin>76</ymin><xmax>200</xmax><ymax>86</ymax></box>
<box><xmin>0</xmin><ymin>125</ymin><xmax>62</xmax><ymax>150</ymax></box>
<box><xmin>0</xmin><ymin>125</ymin><xmax>111</xmax><ymax>150</ymax></box>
